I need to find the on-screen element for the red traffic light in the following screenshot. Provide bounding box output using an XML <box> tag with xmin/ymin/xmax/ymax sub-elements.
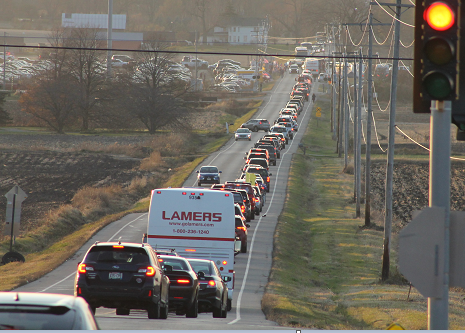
<box><xmin>425</xmin><ymin>2</ymin><xmax>455</xmax><ymax>31</ymax></box>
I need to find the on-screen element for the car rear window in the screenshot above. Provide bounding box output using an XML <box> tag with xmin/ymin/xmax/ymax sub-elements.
<box><xmin>187</xmin><ymin>260</ymin><xmax>212</xmax><ymax>275</ymax></box>
<box><xmin>158</xmin><ymin>257</ymin><xmax>191</xmax><ymax>271</ymax></box>
<box><xmin>200</xmin><ymin>166</ymin><xmax>218</xmax><ymax>173</ymax></box>
<box><xmin>85</xmin><ymin>246</ymin><xmax>149</xmax><ymax>264</ymax></box>
<box><xmin>0</xmin><ymin>307</ymin><xmax>77</xmax><ymax>330</ymax></box>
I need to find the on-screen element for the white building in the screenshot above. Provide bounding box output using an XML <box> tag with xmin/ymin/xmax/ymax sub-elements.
<box><xmin>62</xmin><ymin>13</ymin><xmax>126</xmax><ymax>30</ymax></box>
<box><xmin>202</xmin><ymin>17</ymin><xmax>270</xmax><ymax>45</ymax></box>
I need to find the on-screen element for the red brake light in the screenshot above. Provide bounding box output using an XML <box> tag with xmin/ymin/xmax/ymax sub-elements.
<box><xmin>267</xmin><ymin>177</ymin><xmax>270</xmax><ymax>182</ymax></box>
<box><xmin>113</xmin><ymin>245</ymin><xmax>124</xmax><ymax>248</ymax></box>
<box><xmin>177</xmin><ymin>279</ymin><xmax>190</xmax><ymax>284</ymax></box>
<box><xmin>222</xmin><ymin>260</ymin><xmax>227</xmax><ymax>265</ymax></box>
<box><xmin>241</xmin><ymin>205</ymin><xmax>245</xmax><ymax>213</ymax></box>
<box><xmin>237</xmin><ymin>226</ymin><xmax>246</xmax><ymax>231</ymax></box>
<box><xmin>208</xmin><ymin>280</ymin><xmax>216</xmax><ymax>287</ymax></box>
<box><xmin>78</xmin><ymin>263</ymin><xmax>87</xmax><ymax>274</ymax></box>
<box><xmin>139</xmin><ymin>266</ymin><xmax>155</xmax><ymax>276</ymax></box>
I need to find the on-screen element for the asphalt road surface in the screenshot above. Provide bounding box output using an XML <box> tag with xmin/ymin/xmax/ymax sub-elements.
<box><xmin>14</xmin><ymin>73</ymin><xmax>319</xmax><ymax>331</ymax></box>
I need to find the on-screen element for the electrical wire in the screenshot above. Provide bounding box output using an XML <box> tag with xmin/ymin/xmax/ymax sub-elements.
<box><xmin>372</xmin><ymin>0</ymin><xmax>416</xmax><ymax>28</ymax></box>
<box><xmin>345</xmin><ymin>11</ymin><xmax>371</xmax><ymax>47</ymax></box>
<box><xmin>395</xmin><ymin>126</ymin><xmax>465</xmax><ymax>161</ymax></box>
<box><xmin>400</xmin><ymin>38</ymin><xmax>414</xmax><ymax>48</ymax></box>
<box><xmin>371</xmin><ymin>17</ymin><xmax>395</xmax><ymax>45</ymax></box>
<box><xmin>371</xmin><ymin>111</ymin><xmax>388</xmax><ymax>153</ymax></box>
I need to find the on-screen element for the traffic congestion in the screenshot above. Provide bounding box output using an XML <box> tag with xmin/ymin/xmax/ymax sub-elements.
<box><xmin>5</xmin><ymin>63</ymin><xmax>317</xmax><ymax>330</ymax></box>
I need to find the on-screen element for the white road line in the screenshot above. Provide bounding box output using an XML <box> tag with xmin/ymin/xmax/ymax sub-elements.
<box><xmin>39</xmin><ymin>214</ymin><xmax>147</xmax><ymax>293</ymax></box>
<box><xmin>228</xmin><ymin>86</ymin><xmax>315</xmax><ymax>325</ymax></box>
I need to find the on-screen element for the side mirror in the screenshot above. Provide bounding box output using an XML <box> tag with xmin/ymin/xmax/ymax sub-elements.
<box><xmin>269</xmin><ymin>173</ymin><xmax>272</xmax><ymax>176</ymax></box>
<box><xmin>196</xmin><ymin>170</ymin><xmax>199</xmax><ymax>173</ymax></box>
<box><xmin>223</xmin><ymin>276</ymin><xmax>232</xmax><ymax>282</ymax></box>
<box><xmin>219</xmin><ymin>171</ymin><xmax>222</xmax><ymax>173</ymax></box>
<box><xmin>246</xmin><ymin>224</ymin><xmax>250</xmax><ymax>228</ymax></box>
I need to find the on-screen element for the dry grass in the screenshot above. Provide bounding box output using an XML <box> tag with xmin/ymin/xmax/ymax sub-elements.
<box><xmin>139</xmin><ymin>151</ymin><xmax>163</xmax><ymax>171</ymax></box>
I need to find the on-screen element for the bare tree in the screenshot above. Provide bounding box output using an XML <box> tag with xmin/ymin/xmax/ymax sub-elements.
<box><xmin>19</xmin><ymin>76</ymin><xmax>77</xmax><ymax>134</ymax></box>
<box><xmin>115</xmin><ymin>38</ymin><xmax>192</xmax><ymax>134</ymax></box>
<box><xmin>65</xmin><ymin>27</ymin><xmax>106</xmax><ymax>131</ymax></box>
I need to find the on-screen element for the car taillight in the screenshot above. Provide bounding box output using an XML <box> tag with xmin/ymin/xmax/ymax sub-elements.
<box><xmin>78</xmin><ymin>263</ymin><xmax>93</xmax><ymax>274</ymax></box>
<box><xmin>267</xmin><ymin>177</ymin><xmax>270</xmax><ymax>182</ymax></box>
<box><xmin>237</xmin><ymin>226</ymin><xmax>246</xmax><ymax>231</ymax></box>
<box><xmin>241</xmin><ymin>205</ymin><xmax>245</xmax><ymax>213</ymax></box>
<box><xmin>208</xmin><ymin>280</ymin><xmax>216</xmax><ymax>287</ymax></box>
<box><xmin>177</xmin><ymin>279</ymin><xmax>191</xmax><ymax>284</ymax></box>
<box><xmin>139</xmin><ymin>266</ymin><xmax>155</xmax><ymax>276</ymax></box>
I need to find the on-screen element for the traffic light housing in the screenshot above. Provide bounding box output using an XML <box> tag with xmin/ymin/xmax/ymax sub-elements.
<box><xmin>413</xmin><ymin>1</ymin><xmax>459</xmax><ymax>113</ymax></box>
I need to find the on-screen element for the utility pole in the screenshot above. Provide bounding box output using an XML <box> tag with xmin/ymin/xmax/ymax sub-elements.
<box><xmin>356</xmin><ymin>48</ymin><xmax>363</xmax><ymax>218</ymax></box>
<box><xmin>347</xmin><ymin>50</ymin><xmax>358</xmax><ymax>199</ymax></box>
<box><xmin>335</xmin><ymin>51</ymin><xmax>343</xmax><ymax>156</ymax></box>
<box><xmin>364</xmin><ymin>11</ymin><xmax>373</xmax><ymax>227</ymax></box>
<box><xmin>3</xmin><ymin>33</ymin><xmax>6</xmax><ymax>89</ymax></box>
<box><xmin>195</xmin><ymin>31</ymin><xmax>198</xmax><ymax>92</ymax></box>
<box><xmin>343</xmin><ymin>51</ymin><xmax>349</xmax><ymax>169</ymax></box>
<box><xmin>106</xmin><ymin>0</ymin><xmax>113</xmax><ymax>79</ymax></box>
<box><xmin>382</xmin><ymin>0</ymin><xmax>401</xmax><ymax>281</ymax></box>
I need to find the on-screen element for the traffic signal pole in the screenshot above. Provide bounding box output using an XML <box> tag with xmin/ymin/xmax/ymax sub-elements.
<box><xmin>429</xmin><ymin>100</ymin><xmax>451</xmax><ymax>330</ymax></box>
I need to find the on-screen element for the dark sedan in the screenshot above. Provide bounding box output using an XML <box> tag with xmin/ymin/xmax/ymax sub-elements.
<box><xmin>157</xmin><ymin>255</ymin><xmax>200</xmax><ymax>318</ymax></box>
<box><xmin>186</xmin><ymin>258</ymin><xmax>229</xmax><ymax>318</ymax></box>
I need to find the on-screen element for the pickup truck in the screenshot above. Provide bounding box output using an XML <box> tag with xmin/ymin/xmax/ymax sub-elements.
<box><xmin>181</xmin><ymin>56</ymin><xmax>208</xmax><ymax>69</ymax></box>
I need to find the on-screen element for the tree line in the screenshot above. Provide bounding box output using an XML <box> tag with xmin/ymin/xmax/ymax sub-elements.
<box><xmin>18</xmin><ymin>27</ymin><xmax>192</xmax><ymax>134</ymax></box>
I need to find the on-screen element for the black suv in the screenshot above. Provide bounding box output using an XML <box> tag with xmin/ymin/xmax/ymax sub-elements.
<box><xmin>74</xmin><ymin>241</ymin><xmax>170</xmax><ymax>319</ymax></box>
<box><xmin>241</xmin><ymin>119</ymin><xmax>271</xmax><ymax>132</ymax></box>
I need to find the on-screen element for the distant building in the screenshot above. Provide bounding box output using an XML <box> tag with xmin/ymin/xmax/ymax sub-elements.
<box><xmin>62</xmin><ymin>13</ymin><xmax>126</xmax><ymax>30</ymax></box>
<box><xmin>201</xmin><ymin>17</ymin><xmax>270</xmax><ymax>45</ymax></box>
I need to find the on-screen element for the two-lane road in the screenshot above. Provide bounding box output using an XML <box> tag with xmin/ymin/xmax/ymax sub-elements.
<box><xmin>14</xmin><ymin>73</ymin><xmax>318</xmax><ymax>330</ymax></box>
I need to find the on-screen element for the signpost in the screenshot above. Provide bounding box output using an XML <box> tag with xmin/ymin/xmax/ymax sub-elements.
<box><xmin>2</xmin><ymin>185</ymin><xmax>27</xmax><ymax>264</ymax></box>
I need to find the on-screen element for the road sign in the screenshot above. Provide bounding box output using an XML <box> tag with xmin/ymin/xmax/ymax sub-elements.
<box><xmin>3</xmin><ymin>185</ymin><xmax>27</xmax><ymax>236</ymax></box>
<box><xmin>449</xmin><ymin>211</ymin><xmax>465</xmax><ymax>288</ymax></box>
<box><xmin>399</xmin><ymin>207</ymin><xmax>445</xmax><ymax>297</ymax></box>
<box><xmin>316</xmin><ymin>107</ymin><xmax>322</xmax><ymax>118</ymax></box>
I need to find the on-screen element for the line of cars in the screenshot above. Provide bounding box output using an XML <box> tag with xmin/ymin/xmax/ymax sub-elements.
<box><xmin>74</xmin><ymin>240</ymin><xmax>230</xmax><ymax>321</ymax></box>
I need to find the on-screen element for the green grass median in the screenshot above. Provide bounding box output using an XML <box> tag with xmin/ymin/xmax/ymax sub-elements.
<box><xmin>261</xmin><ymin>98</ymin><xmax>465</xmax><ymax>330</ymax></box>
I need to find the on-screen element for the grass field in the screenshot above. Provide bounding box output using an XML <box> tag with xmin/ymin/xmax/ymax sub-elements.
<box><xmin>261</xmin><ymin>98</ymin><xmax>465</xmax><ymax>330</ymax></box>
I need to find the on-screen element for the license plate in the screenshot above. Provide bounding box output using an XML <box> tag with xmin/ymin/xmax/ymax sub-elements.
<box><xmin>109</xmin><ymin>272</ymin><xmax>122</xmax><ymax>279</ymax></box>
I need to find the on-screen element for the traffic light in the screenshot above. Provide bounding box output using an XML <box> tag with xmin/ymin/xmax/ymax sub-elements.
<box><xmin>413</xmin><ymin>0</ymin><xmax>459</xmax><ymax>113</ymax></box>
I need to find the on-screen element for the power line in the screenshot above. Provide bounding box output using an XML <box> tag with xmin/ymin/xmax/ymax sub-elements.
<box><xmin>0</xmin><ymin>43</ymin><xmax>415</xmax><ymax>61</ymax></box>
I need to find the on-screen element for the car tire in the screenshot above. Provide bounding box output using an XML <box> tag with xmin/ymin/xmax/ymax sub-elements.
<box><xmin>160</xmin><ymin>302</ymin><xmax>169</xmax><ymax>319</ymax></box>
<box><xmin>235</xmin><ymin>139</ymin><xmax>238</xmax><ymax>141</ymax></box>
<box><xmin>227</xmin><ymin>299</ymin><xmax>232</xmax><ymax>311</ymax></box>
<box><xmin>186</xmin><ymin>295</ymin><xmax>198</xmax><ymax>318</ymax></box>
<box><xmin>2</xmin><ymin>251</ymin><xmax>25</xmax><ymax>264</ymax></box>
<box><xmin>251</xmin><ymin>211</ymin><xmax>255</xmax><ymax>220</ymax></box>
<box><xmin>246</xmin><ymin>214</ymin><xmax>251</xmax><ymax>222</ymax></box>
<box><xmin>212</xmin><ymin>304</ymin><xmax>223</xmax><ymax>318</ymax></box>
<box><xmin>116</xmin><ymin>308</ymin><xmax>130</xmax><ymax>315</ymax></box>
<box><xmin>241</xmin><ymin>240</ymin><xmax>247</xmax><ymax>253</ymax></box>
<box><xmin>248</xmin><ymin>138</ymin><xmax>251</xmax><ymax>141</ymax></box>
<box><xmin>147</xmin><ymin>301</ymin><xmax>161</xmax><ymax>319</ymax></box>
